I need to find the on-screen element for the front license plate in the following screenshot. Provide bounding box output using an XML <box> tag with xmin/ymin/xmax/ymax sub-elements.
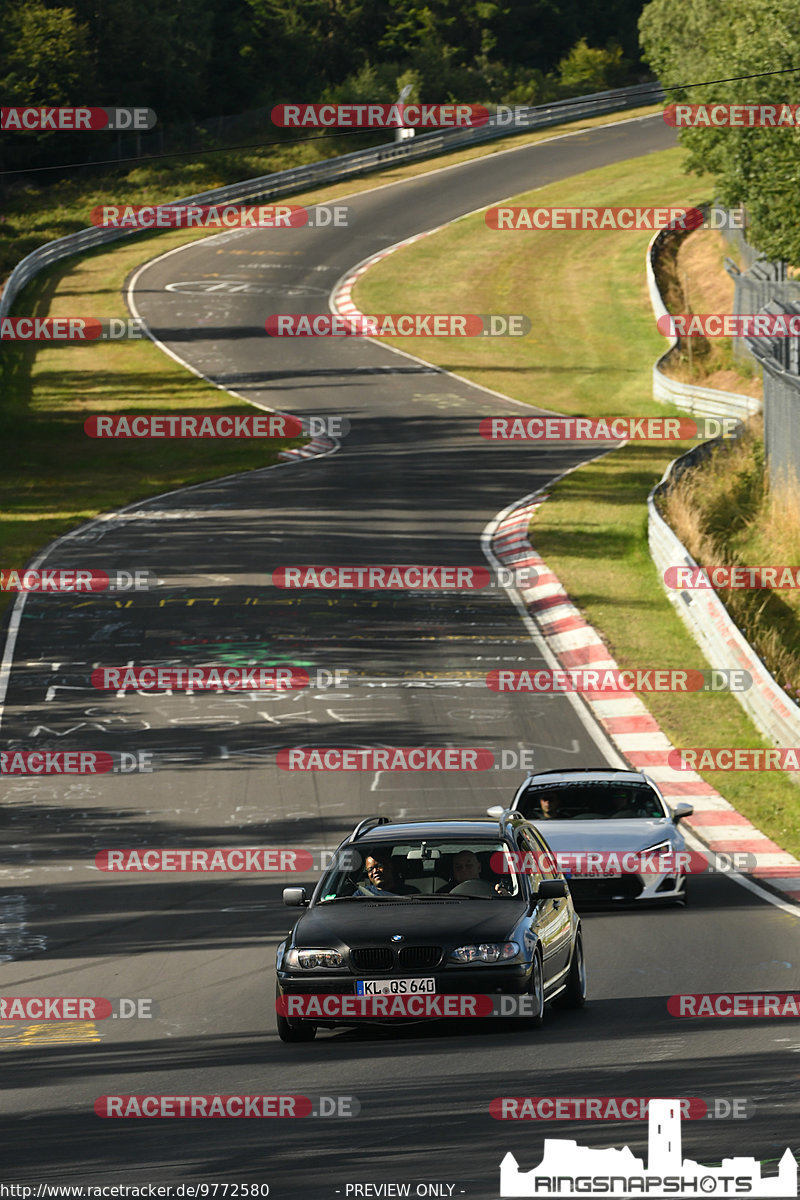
<box><xmin>356</xmin><ymin>977</ymin><xmax>436</xmax><ymax>996</ymax></box>
<box><xmin>573</xmin><ymin>873</ymin><xmax>623</xmax><ymax>883</ymax></box>
<box><xmin>570</xmin><ymin>870</ymin><xmax>623</xmax><ymax>879</ymax></box>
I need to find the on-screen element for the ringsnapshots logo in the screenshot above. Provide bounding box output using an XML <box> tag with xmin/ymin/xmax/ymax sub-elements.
<box><xmin>276</xmin><ymin>747</ymin><xmax>538</xmax><ymax>771</ymax></box>
<box><xmin>271</xmin><ymin>103</ymin><xmax>489</xmax><ymax>128</ymax></box>
<box><xmin>0</xmin><ymin>568</ymin><xmax>153</xmax><ymax>592</ymax></box>
<box><xmin>265</xmin><ymin>314</ymin><xmax>529</xmax><ymax>337</ymax></box>
<box><xmin>664</xmin><ymin>103</ymin><xmax>800</xmax><ymax>127</ymax></box>
<box><xmin>486</xmin><ymin>668</ymin><xmax>752</xmax><ymax>694</ymax></box>
<box><xmin>90</xmin><ymin>666</ymin><xmax>346</xmax><ymax>691</ymax></box>
<box><xmin>480</xmin><ymin>416</ymin><xmax>742</xmax><ymax>441</ymax></box>
<box><xmin>498</xmin><ymin>1098</ymin><xmax>797</xmax><ymax>1197</ymax></box>
<box><xmin>1</xmin><ymin>107</ymin><xmax>156</xmax><ymax>131</ymax></box>
<box><xmin>490</xmin><ymin>1097</ymin><xmax>753</xmax><ymax>1121</ymax></box>
<box><xmin>0</xmin><ymin>317</ymin><xmax>146</xmax><ymax>341</ymax></box>
<box><xmin>272</xmin><ymin>565</ymin><xmax>538</xmax><ymax>590</ymax></box>
<box><xmin>95</xmin><ymin>1095</ymin><xmax>359</xmax><ymax>1118</ymax></box>
<box><xmin>91</xmin><ymin>203</ymin><xmax>351</xmax><ymax>229</ymax></box>
<box><xmin>658</xmin><ymin>313</ymin><xmax>800</xmax><ymax>337</ymax></box>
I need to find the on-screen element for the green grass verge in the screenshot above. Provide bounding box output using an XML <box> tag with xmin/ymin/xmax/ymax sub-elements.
<box><xmin>0</xmin><ymin>227</ymin><xmax>308</xmax><ymax>621</ymax></box>
<box><xmin>353</xmin><ymin>145</ymin><xmax>800</xmax><ymax>859</ymax></box>
<box><xmin>0</xmin><ymin>101</ymin><xmax>662</xmax><ymax>626</ymax></box>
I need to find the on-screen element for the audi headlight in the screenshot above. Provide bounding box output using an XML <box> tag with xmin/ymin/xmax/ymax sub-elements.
<box><xmin>450</xmin><ymin>942</ymin><xmax>519</xmax><ymax>964</ymax></box>
<box><xmin>285</xmin><ymin>948</ymin><xmax>344</xmax><ymax>970</ymax></box>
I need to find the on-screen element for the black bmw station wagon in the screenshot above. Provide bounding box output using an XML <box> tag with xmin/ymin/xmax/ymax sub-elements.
<box><xmin>275</xmin><ymin>812</ymin><xmax>586</xmax><ymax>1041</ymax></box>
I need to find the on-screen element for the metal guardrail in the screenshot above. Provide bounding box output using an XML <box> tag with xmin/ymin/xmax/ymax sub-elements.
<box><xmin>0</xmin><ymin>83</ymin><xmax>662</xmax><ymax>317</ymax></box>
<box><xmin>644</xmin><ymin>212</ymin><xmax>800</xmax><ymax>746</ymax></box>
<box><xmin>648</xmin><ymin>447</ymin><xmax>800</xmax><ymax>748</ymax></box>
<box><xmin>646</xmin><ymin>216</ymin><xmax>761</xmax><ymax>421</ymax></box>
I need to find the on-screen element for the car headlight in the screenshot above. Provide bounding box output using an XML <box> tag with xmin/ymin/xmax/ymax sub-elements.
<box><xmin>641</xmin><ymin>840</ymin><xmax>673</xmax><ymax>860</ymax></box>
<box><xmin>450</xmin><ymin>942</ymin><xmax>519</xmax><ymax>964</ymax></box>
<box><xmin>285</xmin><ymin>948</ymin><xmax>344</xmax><ymax>970</ymax></box>
<box><xmin>638</xmin><ymin>841</ymin><xmax>677</xmax><ymax>873</ymax></box>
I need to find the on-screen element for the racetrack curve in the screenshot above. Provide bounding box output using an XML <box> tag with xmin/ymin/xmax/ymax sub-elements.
<box><xmin>1</xmin><ymin>113</ymin><xmax>799</xmax><ymax>1198</ymax></box>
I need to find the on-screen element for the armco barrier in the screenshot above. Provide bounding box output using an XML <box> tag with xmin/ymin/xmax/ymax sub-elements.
<box><xmin>0</xmin><ymin>83</ymin><xmax>661</xmax><ymax>317</ymax></box>
<box><xmin>646</xmin><ymin>208</ymin><xmax>800</xmax><ymax>747</ymax></box>
<box><xmin>648</xmin><ymin>446</ymin><xmax>800</xmax><ymax>749</ymax></box>
<box><xmin>646</xmin><ymin>212</ymin><xmax>761</xmax><ymax>421</ymax></box>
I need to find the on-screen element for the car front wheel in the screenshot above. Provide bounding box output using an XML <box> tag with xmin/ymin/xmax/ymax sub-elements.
<box><xmin>275</xmin><ymin>985</ymin><xmax>317</xmax><ymax>1043</ymax></box>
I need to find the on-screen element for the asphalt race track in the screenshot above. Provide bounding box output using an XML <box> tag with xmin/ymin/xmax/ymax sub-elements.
<box><xmin>2</xmin><ymin>113</ymin><xmax>799</xmax><ymax>1198</ymax></box>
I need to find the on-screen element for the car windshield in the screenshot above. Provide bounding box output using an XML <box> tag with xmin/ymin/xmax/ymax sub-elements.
<box><xmin>317</xmin><ymin>840</ymin><xmax>521</xmax><ymax>900</ymax></box>
<box><xmin>520</xmin><ymin>781</ymin><xmax>665</xmax><ymax>820</ymax></box>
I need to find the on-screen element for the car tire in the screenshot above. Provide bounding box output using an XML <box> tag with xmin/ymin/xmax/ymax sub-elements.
<box><xmin>559</xmin><ymin>932</ymin><xmax>587</xmax><ymax>1008</ymax></box>
<box><xmin>527</xmin><ymin>951</ymin><xmax>545</xmax><ymax>1027</ymax></box>
<box><xmin>275</xmin><ymin>986</ymin><xmax>317</xmax><ymax>1043</ymax></box>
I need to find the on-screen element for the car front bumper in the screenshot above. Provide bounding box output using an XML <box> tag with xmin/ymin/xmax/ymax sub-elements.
<box><xmin>276</xmin><ymin>962</ymin><xmax>534</xmax><ymax>1022</ymax></box>
<box><xmin>567</xmin><ymin>870</ymin><xmax>687</xmax><ymax>905</ymax></box>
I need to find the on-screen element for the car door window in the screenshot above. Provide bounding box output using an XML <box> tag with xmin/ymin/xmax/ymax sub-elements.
<box><xmin>516</xmin><ymin>829</ymin><xmax>544</xmax><ymax>892</ymax></box>
<box><xmin>526</xmin><ymin>827</ymin><xmax>560</xmax><ymax>879</ymax></box>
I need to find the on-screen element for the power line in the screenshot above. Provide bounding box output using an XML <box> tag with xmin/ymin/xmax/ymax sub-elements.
<box><xmin>2</xmin><ymin>63</ymin><xmax>800</xmax><ymax>177</ymax></box>
<box><xmin>1</xmin><ymin>125</ymin><xmax>378</xmax><ymax>175</ymax></box>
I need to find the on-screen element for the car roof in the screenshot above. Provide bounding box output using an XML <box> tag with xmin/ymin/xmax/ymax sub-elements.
<box><xmin>352</xmin><ymin>819</ymin><xmax>514</xmax><ymax>842</ymax></box>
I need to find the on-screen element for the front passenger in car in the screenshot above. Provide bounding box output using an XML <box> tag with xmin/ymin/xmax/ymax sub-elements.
<box><xmin>437</xmin><ymin>850</ymin><xmax>510</xmax><ymax>895</ymax></box>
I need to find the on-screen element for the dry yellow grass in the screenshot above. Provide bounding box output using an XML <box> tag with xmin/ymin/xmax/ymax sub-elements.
<box><xmin>654</xmin><ymin>226</ymin><xmax>762</xmax><ymax>399</ymax></box>
<box><xmin>660</xmin><ymin>417</ymin><xmax>800</xmax><ymax>698</ymax></box>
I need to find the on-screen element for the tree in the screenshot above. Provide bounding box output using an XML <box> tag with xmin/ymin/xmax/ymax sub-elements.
<box><xmin>639</xmin><ymin>0</ymin><xmax>800</xmax><ymax>264</ymax></box>
<box><xmin>556</xmin><ymin>37</ymin><xmax>628</xmax><ymax>95</ymax></box>
<box><xmin>63</xmin><ymin>0</ymin><xmax>215</xmax><ymax>117</ymax></box>
<box><xmin>0</xmin><ymin>2</ymin><xmax>95</xmax><ymax>105</ymax></box>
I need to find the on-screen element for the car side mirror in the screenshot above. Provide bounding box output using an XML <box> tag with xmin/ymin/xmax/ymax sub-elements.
<box><xmin>536</xmin><ymin>878</ymin><xmax>567</xmax><ymax>899</ymax></box>
<box><xmin>671</xmin><ymin>802</ymin><xmax>694</xmax><ymax>823</ymax></box>
<box><xmin>486</xmin><ymin>805</ymin><xmax>505</xmax><ymax>818</ymax></box>
<box><xmin>283</xmin><ymin>887</ymin><xmax>308</xmax><ymax>907</ymax></box>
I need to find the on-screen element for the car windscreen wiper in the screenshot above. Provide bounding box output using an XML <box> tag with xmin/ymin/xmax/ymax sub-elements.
<box><xmin>408</xmin><ymin>893</ymin><xmax>464</xmax><ymax>899</ymax></box>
